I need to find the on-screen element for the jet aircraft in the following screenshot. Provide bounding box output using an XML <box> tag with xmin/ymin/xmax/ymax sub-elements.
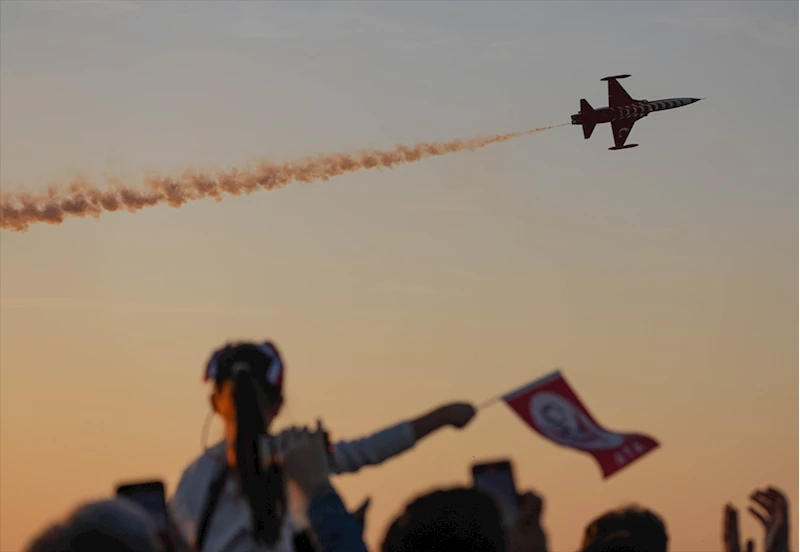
<box><xmin>571</xmin><ymin>75</ymin><xmax>702</xmax><ymax>150</ymax></box>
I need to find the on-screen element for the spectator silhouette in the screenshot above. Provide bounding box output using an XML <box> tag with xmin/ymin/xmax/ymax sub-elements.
<box><xmin>382</xmin><ymin>486</ymin><xmax>547</xmax><ymax>552</ymax></box>
<box><xmin>24</xmin><ymin>498</ymin><xmax>161</xmax><ymax>552</ymax></box>
<box><xmin>169</xmin><ymin>340</ymin><xmax>477</xmax><ymax>552</ymax></box>
<box><xmin>382</xmin><ymin>487</ymin><xmax>506</xmax><ymax>552</ymax></box>
<box><xmin>581</xmin><ymin>505</ymin><xmax>668</xmax><ymax>552</ymax></box>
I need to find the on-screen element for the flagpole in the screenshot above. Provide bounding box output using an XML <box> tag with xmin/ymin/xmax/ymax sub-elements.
<box><xmin>477</xmin><ymin>369</ymin><xmax>561</xmax><ymax>411</ymax></box>
<box><xmin>477</xmin><ymin>393</ymin><xmax>504</xmax><ymax>410</ymax></box>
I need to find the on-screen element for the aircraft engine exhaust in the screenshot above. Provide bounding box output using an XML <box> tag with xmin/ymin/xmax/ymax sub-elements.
<box><xmin>0</xmin><ymin>124</ymin><xmax>567</xmax><ymax>232</ymax></box>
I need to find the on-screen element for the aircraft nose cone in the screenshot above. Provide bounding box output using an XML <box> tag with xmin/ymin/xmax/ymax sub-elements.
<box><xmin>691</xmin><ymin>98</ymin><xmax>704</xmax><ymax>103</ymax></box>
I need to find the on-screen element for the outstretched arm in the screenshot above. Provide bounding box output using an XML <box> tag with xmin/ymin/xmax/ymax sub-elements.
<box><xmin>282</xmin><ymin>427</ymin><xmax>368</xmax><ymax>552</ymax></box>
<box><xmin>329</xmin><ymin>402</ymin><xmax>476</xmax><ymax>474</ymax></box>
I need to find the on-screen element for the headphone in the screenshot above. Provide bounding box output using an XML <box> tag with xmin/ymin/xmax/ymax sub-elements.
<box><xmin>203</xmin><ymin>341</ymin><xmax>284</xmax><ymax>390</ymax></box>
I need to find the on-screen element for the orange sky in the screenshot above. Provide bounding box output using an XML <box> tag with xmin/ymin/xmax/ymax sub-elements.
<box><xmin>2</xmin><ymin>263</ymin><xmax>796</xmax><ymax>551</ymax></box>
<box><xmin>1</xmin><ymin>1</ymin><xmax>797</xmax><ymax>552</ymax></box>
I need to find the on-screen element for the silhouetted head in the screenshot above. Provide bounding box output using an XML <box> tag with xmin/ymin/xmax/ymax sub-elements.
<box><xmin>206</xmin><ymin>341</ymin><xmax>285</xmax><ymax>435</ymax></box>
<box><xmin>205</xmin><ymin>341</ymin><xmax>287</xmax><ymax>547</ymax></box>
<box><xmin>24</xmin><ymin>498</ymin><xmax>161</xmax><ymax>552</ymax></box>
<box><xmin>581</xmin><ymin>505</ymin><xmax>668</xmax><ymax>552</ymax></box>
<box><xmin>382</xmin><ymin>487</ymin><xmax>506</xmax><ymax>552</ymax></box>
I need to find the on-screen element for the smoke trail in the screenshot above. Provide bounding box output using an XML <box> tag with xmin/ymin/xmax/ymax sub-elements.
<box><xmin>0</xmin><ymin>124</ymin><xmax>566</xmax><ymax>232</ymax></box>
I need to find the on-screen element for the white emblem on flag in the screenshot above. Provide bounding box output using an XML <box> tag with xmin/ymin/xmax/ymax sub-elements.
<box><xmin>528</xmin><ymin>392</ymin><xmax>624</xmax><ymax>450</ymax></box>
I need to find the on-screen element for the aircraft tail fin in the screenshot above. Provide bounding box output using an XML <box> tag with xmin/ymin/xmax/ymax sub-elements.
<box><xmin>580</xmin><ymin>99</ymin><xmax>596</xmax><ymax>139</ymax></box>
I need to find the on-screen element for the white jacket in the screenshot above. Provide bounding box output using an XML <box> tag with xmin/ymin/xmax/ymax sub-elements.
<box><xmin>168</xmin><ymin>421</ymin><xmax>417</xmax><ymax>552</ymax></box>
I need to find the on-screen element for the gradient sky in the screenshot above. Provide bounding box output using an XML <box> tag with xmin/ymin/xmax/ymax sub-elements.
<box><xmin>1</xmin><ymin>1</ymin><xmax>797</xmax><ymax>551</ymax></box>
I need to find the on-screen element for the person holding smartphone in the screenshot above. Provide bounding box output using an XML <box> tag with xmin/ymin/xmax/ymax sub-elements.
<box><xmin>280</xmin><ymin>423</ymin><xmax>368</xmax><ymax>552</ymax></box>
<box><xmin>168</xmin><ymin>341</ymin><xmax>477</xmax><ymax>552</ymax></box>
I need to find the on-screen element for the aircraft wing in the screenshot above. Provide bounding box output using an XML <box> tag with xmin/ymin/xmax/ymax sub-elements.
<box><xmin>607</xmin><ymin>78</ymin><xmax>635</xmax><ymax>108</ymax></box>
<box><xmin>610</xmin><ymin>117</ymin><xmax>640</xmax><ymax>148</ymax></box>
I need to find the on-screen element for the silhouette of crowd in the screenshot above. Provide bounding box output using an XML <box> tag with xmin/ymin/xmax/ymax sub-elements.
<box><xmin>24</xmin><ymin>342</ymin><xmax>792</xmax><ymax>552</ymax></box>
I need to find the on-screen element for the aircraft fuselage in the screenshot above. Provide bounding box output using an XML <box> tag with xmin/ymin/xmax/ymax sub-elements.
<box><xmin>570</xmin><ymin>97</ymin><xmax>701</xmax><ymax>126</ymax></box>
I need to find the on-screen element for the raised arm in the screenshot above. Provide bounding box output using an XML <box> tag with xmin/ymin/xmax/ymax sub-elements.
<box><xmin>282</xmin><ymin>427</ymin><xmax>368</xmax><ymax>552</ymax></box>
<box><xmin>329</xmin><ymin>402</ymin><xmax>476</xmax><ymax>474</ymax></box>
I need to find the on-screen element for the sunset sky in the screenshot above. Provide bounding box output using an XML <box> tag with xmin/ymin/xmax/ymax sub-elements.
<box><xmin>0</xmin><ymin>1</ymin><xmax>797</xmax><ymax>551</ymax></box>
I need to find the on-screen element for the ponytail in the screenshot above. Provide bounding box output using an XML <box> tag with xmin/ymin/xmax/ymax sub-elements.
<box><xmin>233</xmin><ymin>370</ymin><xmax>286</xmax><ymax>546</ymax></box>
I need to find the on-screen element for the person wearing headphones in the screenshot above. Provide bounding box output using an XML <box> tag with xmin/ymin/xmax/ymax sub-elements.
<box><xmin>168</xmin><ymin>341</ymin><xmax>476</xmax><ymax>552</ymax></box>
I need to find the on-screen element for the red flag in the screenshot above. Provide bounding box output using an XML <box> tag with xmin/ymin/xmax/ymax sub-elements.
<box><xmin>502</xmin><ymin>370</ymin><xmax>659</xmax><ymax>479</ymax></box>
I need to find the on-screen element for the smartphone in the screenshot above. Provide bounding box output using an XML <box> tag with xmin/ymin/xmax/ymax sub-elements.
<box><xmin>258</xmin><ymin>429</ymin><xmax>334</xmax><ymax>469</ymax></box>
<box><xmin>116</xmin><ymin>480</ymin><xmax>169</xmax><ymax>532</ymax></box>
<box><xmin>471</xmin><ymin>460</ymin><xmax>519</xmax><ymax>525</ymax></box>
